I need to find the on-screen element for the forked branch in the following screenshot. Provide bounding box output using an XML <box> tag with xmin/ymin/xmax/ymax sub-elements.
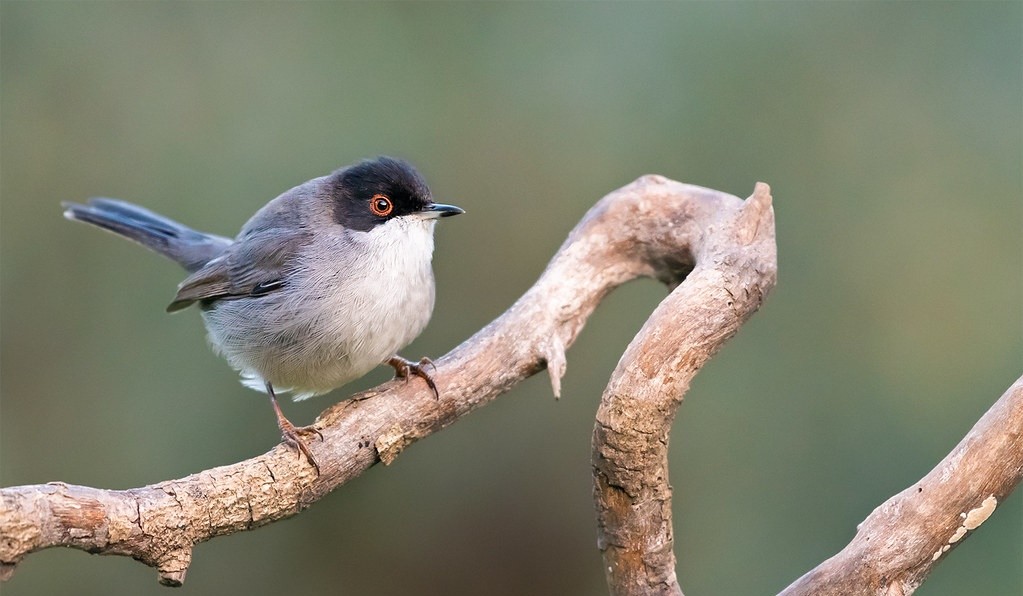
<box><xmin>0</xmin><ymin>176</ymin><xmax>776</xmax><ymax>586</ymax></box>
<box><xmin>5</xmin><ymin>175</ymin><xmax>1014</xmax><ymax>595</ymax></box>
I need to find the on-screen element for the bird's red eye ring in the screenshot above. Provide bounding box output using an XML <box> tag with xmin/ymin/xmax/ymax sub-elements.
<box><xmin>370</xmin><ymin>194</ymin><xmax>393</xmax><ymax>217</ymax></box>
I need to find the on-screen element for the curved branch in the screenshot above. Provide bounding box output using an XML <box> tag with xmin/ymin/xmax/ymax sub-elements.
<box><xmin>592</xmin><ymin>183</ymin><xmax>777</xmax><ymax>596</ymax></box>
<box><xmin>779</xmin><ymin>374</ymin><xmax>1023</xmax><ymax>596</ymax></box>
<box><xmin>0</xmin><ymin>176</ymin><xmax>770</xmax><ymax>586</ymax></box>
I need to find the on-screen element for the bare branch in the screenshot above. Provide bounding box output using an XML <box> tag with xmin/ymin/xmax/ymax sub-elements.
<box><xmin>0</xmin><ymin>175</ymin><xmax>768</xmax><ymax>587</ymax></box>
<box><xmin>592</xmin><ymin>183</ymin><xmax>777</xmax><ymax>596</ymax></box>
<box><xmin>779</xmin><ymin>375</ymin><xmax>1023</xmax><ymax>596</ymax></box>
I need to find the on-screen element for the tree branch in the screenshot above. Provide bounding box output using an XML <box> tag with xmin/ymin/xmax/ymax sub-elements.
<box><xmin>0</xmin><ymin>175</ymin><xmax>773</xmax><ymax>587</ymax></box>
<box><xmin>779</xmin><ymin>374</ymin><xmax>1023</xmax><ymax>596</ymax></box>
<box><xmin>592</xmin><ymin>182</ymin><xmax>777</xmax><ymax>596</ymax></box>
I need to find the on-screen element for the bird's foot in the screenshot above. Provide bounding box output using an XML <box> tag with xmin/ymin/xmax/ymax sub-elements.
<box><xmin>278</xmin><ymin>418</ymin><xmax>323</xmax><ymax>476</ymax></box>
<box><xmin>266</xmin><ymin>382</ymin><xmax>323</xmax><ymax>475</ymax></box>
<box><xmin>387</xmin><ymin>355</ymin><xmax>439</xmax><ymax>398</ymax></box>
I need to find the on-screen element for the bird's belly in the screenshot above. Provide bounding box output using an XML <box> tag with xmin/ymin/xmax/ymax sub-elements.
<box><xmin>202</xmin><ymin>270</ymin><xmax>434</xmax><ymax>399</ymax></box>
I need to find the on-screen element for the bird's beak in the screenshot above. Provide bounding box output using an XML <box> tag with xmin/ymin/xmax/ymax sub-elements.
<box><xmin>420</xmin><ymin>202</ymin><xmax>465</xmax><ymax>219</ymax></box>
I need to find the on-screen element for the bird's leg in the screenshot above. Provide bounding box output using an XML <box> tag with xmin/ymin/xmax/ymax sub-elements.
<box><xmin>266</xmin><ymin>382</ymin><xmax>323</xmax><ymax>475</ymax></box>
<box><xmin>387</xmin><ymin>355</ymin><xmax>439</xmax><ymax>398</ymax></box>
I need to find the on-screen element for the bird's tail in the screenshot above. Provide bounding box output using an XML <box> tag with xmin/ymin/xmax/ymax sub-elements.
<box><xmin>62</xmin><ymin>198</ymin><xmax>232</xmax><ymax>273</ymax></box>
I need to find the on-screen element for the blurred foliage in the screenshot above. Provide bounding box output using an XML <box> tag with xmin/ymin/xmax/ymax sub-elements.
<box><xmin>2</xmin><ymin>2</ymin><xmax>1020</xmax><ymax>595</ymax></box>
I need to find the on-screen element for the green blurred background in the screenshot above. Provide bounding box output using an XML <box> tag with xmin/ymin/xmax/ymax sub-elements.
<box><xmin>2</xmin><ymin>2</ymin><xmax>1020</xmax><ymax>595</ymax></box>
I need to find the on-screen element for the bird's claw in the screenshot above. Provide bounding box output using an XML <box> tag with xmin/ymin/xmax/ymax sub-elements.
<box><xmin>279</xmin><ymin>422</ymin><xmax>322</xmax><ymax>475</ymax></box>
<box><xmin>387</xmin><ymin>356</ymin><xmax>439</xmax><ymax>398</ymax></box>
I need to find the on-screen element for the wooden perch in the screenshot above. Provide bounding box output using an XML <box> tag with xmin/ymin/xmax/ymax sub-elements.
<box><xmin>0</xmin><ymin>176</ymin><xmax>776</xmax><ymax>587</ymax></box>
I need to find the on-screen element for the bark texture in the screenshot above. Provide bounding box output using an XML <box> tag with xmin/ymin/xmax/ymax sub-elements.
<box><xmin>592</xmin><ymin>181</ymin><xmax>776</xmax><ymax>596</ymax></box>
<box><xmin>0</xmin><ymin>176</ymin><xmax>775</xmax><ymax>586</ymax></box>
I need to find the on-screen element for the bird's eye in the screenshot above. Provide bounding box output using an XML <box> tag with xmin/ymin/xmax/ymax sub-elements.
<box><xmin>369</xmin><ymin>194</ymin><xmax>393</xmax><ymax>217</ymax></box>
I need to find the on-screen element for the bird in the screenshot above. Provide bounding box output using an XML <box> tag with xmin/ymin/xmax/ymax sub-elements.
<box><xmin>63</xmin><ymin>156</ymin><xmax>464</xmax><ymax>473</ymax></box>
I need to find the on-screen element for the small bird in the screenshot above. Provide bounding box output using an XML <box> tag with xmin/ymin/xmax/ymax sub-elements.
<box><xmin>63</xmin><ymin>157</ymin><xmax>463</xmax><ymax>473</ymax></box>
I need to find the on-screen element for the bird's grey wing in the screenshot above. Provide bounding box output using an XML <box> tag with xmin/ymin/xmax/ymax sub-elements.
<box><xmin>166</xmin><ymin>228</ymin><xmax>308</xmax><ymax>312</ymax></box>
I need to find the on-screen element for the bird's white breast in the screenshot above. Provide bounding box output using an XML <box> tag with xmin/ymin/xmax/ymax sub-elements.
<box><xmin>202</xmin><ymin>218</ymin><xmax>437</xmax><ymax>400</ymax></box>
